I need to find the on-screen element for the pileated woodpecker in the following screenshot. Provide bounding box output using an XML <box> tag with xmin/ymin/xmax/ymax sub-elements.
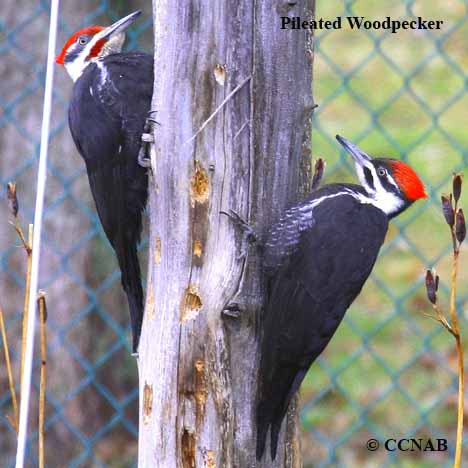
<box><xmin>256</xmin><ymin>135</ymin><xmax>427</xmax><ymax>460</ymax></box>
<box><xmin>56</xmin><ymin>11</ymin><xmax>153</xmax><ymax>353</ymax></box>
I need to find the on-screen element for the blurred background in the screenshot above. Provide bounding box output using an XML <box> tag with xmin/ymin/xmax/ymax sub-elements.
<box><xmin>0</xmin><ymin>1</ymin><xmax>467</xmax><ymax>467</ymax></box>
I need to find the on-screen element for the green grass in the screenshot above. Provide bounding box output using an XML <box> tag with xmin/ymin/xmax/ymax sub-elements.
<box><xmin>301</xmin><ymin>1</ymin><xmax>468</xmax><ymax>466</ymax></box>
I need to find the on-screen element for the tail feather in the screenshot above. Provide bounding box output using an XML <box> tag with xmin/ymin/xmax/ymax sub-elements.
<box><xmin>256</xmin><ymin>399</ymin><xmax>285</xmax><ymax>461</ymax></box>
<box><xmin>114</xmin><ymin>232</ymin><xmax>144</xmax><ymax>353</ymax></box>
<box><xmin>270</xmin><ymin>416</ymin><xmax>282</xmax><ymax>461</ymax></box>
<box><xmin>256</xmin><ymin>400</ymin><xmax>272</xmax><ymax>460</ymax></box>
<box><xmin>86</xmin><ymin>147</ymin><xmax>147</xmax><ymax>354</ymax></box>
<box><xmin>256</xmin><ymin>365</ymin><xmax>308</xmax><ymax>460</ymax></box>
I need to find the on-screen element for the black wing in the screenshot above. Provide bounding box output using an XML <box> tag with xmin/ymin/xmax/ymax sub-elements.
<box><xmin>257</xmin><ymin>191</ymin><xmax>388</xmax><ymax>459</ymax></box>
<box><xmin>68</xmin><ymin>52</ymin><xmax>153</xmax><ymax>352</ymax></box>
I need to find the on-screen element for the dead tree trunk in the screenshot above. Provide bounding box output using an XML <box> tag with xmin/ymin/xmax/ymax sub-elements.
<box><xmin>138</xmin><ymin>1</ymin><xmax>315</xmax><ymax>466</ymax></box>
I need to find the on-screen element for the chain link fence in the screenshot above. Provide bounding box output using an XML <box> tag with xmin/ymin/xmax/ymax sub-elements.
<box><xmin>1</xmin><ymin>1</ymin><xmax>467</xmax><ymax>467</ymax></box>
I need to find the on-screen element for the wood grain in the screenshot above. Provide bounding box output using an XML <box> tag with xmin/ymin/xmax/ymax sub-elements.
<box><xmin>139</xmin><ymin>1</ymin><xmax>315</xmax><ymax>466</ymax></box>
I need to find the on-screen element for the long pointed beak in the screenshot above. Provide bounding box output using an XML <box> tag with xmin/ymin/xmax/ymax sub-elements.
<box><xmin>336</xmin><ymin>135</ymin><xmax>371</xmax><ymax>167</ymax></box>
<box><xmin>98</xmin><ymin>10</ymin><xmax>141</xmax><ymax>41</ymax></box>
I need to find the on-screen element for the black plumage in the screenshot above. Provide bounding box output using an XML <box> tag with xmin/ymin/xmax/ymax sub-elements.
<box><xmin>256</xmin><ymin>183</ymin><xmax>389</xmax><ymax>460</ymax></box>
<box><xmin>68</xmin><ymin>51</ymin><xmax>153</xmax><ymax>352</ymax></box>
<box><xmin>254</xmin><ymin>134</ymin><xmax>427</xmax><ymax>459</ymax></box>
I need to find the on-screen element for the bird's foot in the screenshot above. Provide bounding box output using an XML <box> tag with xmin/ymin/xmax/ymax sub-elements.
<box><xmin>222</xmin><ymin>302</ymin><xmax>242</xmax><ymax>318</ymax></box>
<box><xmin>138</xmin><ymin>133</ymin><xmax>153</xmax><ymax>168</ymax></box>
<box><xmin>222</xmin><ymin>302</ymin><xmax>243</xmax><ymax>330</ymax></box>
<box><xmin>220</xmin><ymin>209</ymin><xmax>258</xmax><ymax>260</ymax></box>
<box><xmin>138</xmin><ymin>111</ymin><xmax>160</xmax><ymax>168</ymax></box>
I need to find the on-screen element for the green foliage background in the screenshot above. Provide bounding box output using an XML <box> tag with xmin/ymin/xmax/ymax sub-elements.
<box><xmin>302</xmin><ymin>1</ymin><xmax>468</xmax><ymax>466</ymax></box>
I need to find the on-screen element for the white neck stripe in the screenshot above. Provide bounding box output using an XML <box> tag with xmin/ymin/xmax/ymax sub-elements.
<box><xmin>345</xmin><ymin>188</ymin><xmax>402</xmax><ymax>216</ymax></box>
<box><xmin>64</xmin><ymin>34</ymin><xmax>105</xmax><ymax>82</ymax></box>
<box><xmin>354</xmin><ymin>163</ymin><xmax>403</xmax><ymax>216</ymax></box>
<box><xmin>307</xmin><ymin>189</ymin><xmax>401</xmax><ymax>217</ymax></box>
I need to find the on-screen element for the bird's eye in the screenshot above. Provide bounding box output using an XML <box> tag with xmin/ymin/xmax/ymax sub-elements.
<box><xmin>78</xmin><ymin>37</ymin><xmax>87</xmax><ymax>45</ymax></box>
<box><xmin>378</xmin><ymin>167</ymin><xmax>386</xmax><ymax>176</ymax></box>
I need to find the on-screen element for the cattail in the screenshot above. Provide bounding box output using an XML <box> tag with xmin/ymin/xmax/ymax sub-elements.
<box><xmin>311</xmin><ymin>158</ymin><xmax>325</xmax><ymax>191</ymax></box>
<box><xmin>453</xmin><ymin>173</ymin><xmax>462</xmax><ymax>205</ymax></box>
<box><xmin>7</xmin><ymin>182</ymin><xmax>18</xmax><ymax>217</ymax></box>
<box><xmin>455</xmin><ymin>209</ymin><xmax>466</xmax><ymax>244</ymax></box>
<box><xmin>441</xmin><ymin>194</ymin><xmax>454</xmax><ymax>227</ymax></box>
<box><xmin>425</xmin><ymin>269</ymin><xmax>438</xmax><ymax>305</ymax></box>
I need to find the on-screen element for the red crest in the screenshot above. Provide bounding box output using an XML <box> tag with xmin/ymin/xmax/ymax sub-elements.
<box><xmin>55</xmin><ymin>26</ymin><xmax>104</xmax><ymax>65</ymax></box>
<box><xmin>390</xmin><ymin>161</ymin><xmax>427</xmax><ymax>201</ymax></box>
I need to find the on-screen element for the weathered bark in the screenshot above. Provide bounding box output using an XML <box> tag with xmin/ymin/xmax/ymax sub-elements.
<box><xmin>139</xmin><ymin>1</ymin><xmax>314</xmax><ymax>467</ymax></box>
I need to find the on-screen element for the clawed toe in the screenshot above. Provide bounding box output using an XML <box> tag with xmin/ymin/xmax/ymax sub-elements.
<box><xmin>220</xmin><ymin>209</ymin><xmax>259</xmax><ymax>260</ymax></box>
<box><xmin>138</xmin><ymin>115</ymin><xmax>160</xmax><ymax>168</ymax></box>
